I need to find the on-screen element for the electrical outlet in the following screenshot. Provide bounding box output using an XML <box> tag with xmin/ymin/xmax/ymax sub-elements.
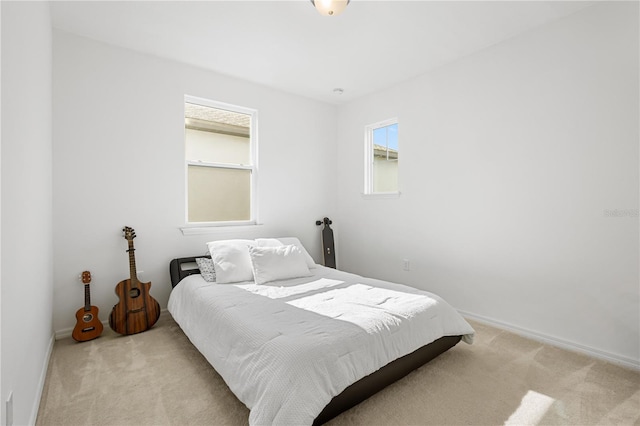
<box><xmin>402</xmin><ymin>259</ymin><xmax>410</xmax><ymax>271</ymax></box>
<box><xmin>6</xmin><ymin>391</ymin><xmax>13</xmax><ymax>426</ymax></box>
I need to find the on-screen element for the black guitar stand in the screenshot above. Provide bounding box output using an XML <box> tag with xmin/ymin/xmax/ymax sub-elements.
<box><xmin>315</xmin><ymin>217</ymin><xmax>336</xmax><ymax>268</ymax></box>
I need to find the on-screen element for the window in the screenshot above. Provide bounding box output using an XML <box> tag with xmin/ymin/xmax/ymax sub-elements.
<box><xmin>364</xmin><ymin>118</ymin><xmax>399</xmax><ymax>195</ymax></box>
<box><xmin>184</xmin><ymin>96</ymin><xmax>257</xmax><ymax>225</ymax></box>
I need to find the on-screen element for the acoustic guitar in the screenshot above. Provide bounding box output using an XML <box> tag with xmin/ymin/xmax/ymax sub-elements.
<box><xmin>109</xmin><ymin>226</ymin><xmax>161</xmax><ymax>335</ymax></box>
<box><xmin>72</xmin><ymin>271</ymin><xmax>104</xmax><ymax>342</ymax></box>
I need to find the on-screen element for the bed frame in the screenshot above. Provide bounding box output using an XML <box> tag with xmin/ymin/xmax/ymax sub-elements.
<box><xmin>169</xmin><ymin>256</ymin><xmax>462</xmax><ymax>425</ymax></box>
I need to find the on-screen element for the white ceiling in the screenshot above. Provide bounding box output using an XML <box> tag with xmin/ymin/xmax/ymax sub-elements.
<box><xmin>50</xmin><ymin>1</ymin><xmax>595</xmax><ymax>104</ymax></box>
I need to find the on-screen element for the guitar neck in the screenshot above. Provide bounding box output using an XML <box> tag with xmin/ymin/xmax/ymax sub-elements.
<box><xmin>127</xmin><ymin>240</ymin><xmax>139</xmax><ymax>286</ymax></box>
<box><xmin>84</xmin><ymin>283</ymin><xmax>91</xmax><ymax>311</ymax></box>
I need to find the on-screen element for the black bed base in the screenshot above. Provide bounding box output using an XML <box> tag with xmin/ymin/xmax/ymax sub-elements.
<box><xmin>170</xmin><ymin>256</ymin><xmax>209</xmax><ymax>287</ymax></box>
<box><xmin>169</xmin><ymin>257</ymin><xmax>463</xmax><ymax>425</ymax></box>
<box><xmin>314</xmin><ymin>334</ymin><xmax>462</xmax><ymax>425</ymax></box>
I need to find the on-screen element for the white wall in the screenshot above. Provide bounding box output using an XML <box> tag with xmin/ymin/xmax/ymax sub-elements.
<box><xmin>1</xmin><ymin>2</ymin><xmax>54</xmax><ymax>425</ymax></box>
<box><xmin>52</xmin><ymin>31</ymin><xmax>337</xmax><ymax>334</ymax></box>
<box><xmin>335</xmin><ymin>2</ymin><xmax>639</xmax><ymax>366</ymax></box>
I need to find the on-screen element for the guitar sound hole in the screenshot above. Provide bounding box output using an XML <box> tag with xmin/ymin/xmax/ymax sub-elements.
<box><xmin>129</xmin><ymin>288</ymin><xmax>141</xmax><ymax>298</ymax></box>
<box><xmin>82</xmin><ymin>313</ymin><xmax>93</xmax><ymax>322</ymax></box>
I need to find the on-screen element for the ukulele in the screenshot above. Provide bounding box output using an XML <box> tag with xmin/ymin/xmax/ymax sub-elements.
<box><xmin>72</xmin><ymin>271</ymin><xmax>104</xmax><ymax>342</ymax></box>
<box><xmin>109</xmin><ymin>226</ymin><xmax>161</xmax><ymax>335</ymax></box>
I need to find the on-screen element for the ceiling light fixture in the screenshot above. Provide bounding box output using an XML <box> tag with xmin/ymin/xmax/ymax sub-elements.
<box><xmin>310</xmin><ymin>0</ymin><xmax>350</xmax><ymax>16</ymax></box>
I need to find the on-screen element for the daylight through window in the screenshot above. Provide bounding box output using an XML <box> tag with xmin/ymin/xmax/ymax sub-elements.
<box><xmin>365</xmin><ymin>119</ymin><xmax>399</xmax><ymax>195</ymax></box>
<box><xmin>184</xmin><ymin>97</ymin><xmax>257</xmax><ymax>224</ymax></box>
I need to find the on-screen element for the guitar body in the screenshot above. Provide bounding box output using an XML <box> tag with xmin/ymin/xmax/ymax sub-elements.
<box><xmin>109</xmin><ymin>278</ymin><xmax>160</xmax><ymax>335</ymax></box>
<box><xmin>72</xmin><ymin>270</ymin><xmax>104</xmax><ymax>342</ymax></box>
<box><xmin>109</xmin><ymin>227</ymin><xmax>160</xmax><ymax>335</ymax></box>
<box><xmin>72</xmin><ymin>305</ymin><xmax>103</xmax><ymax>342</ymax></box>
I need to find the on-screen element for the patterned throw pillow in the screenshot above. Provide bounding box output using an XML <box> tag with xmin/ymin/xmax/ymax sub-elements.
<box><xmin>195</xmin><ymin>257</ymin><xmax>216</xmax><ymax>282</ymax></box>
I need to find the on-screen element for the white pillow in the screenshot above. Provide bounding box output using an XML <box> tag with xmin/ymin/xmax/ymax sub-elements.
<box><xmin>248</xmin><ymin>245</ymin><xmax>312</xmax><ymax>285</ymax></box>
<box><xmin>207</xmin><ymin>239</ymin><xmax>255</xmax><ymax>284</ymax></box>
<box><xmin>255</xmin><ymin>237</ymin><xmax>316</xmax><ymax>269</ymax></box>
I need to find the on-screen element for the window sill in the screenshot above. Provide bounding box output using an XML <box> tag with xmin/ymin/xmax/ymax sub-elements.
<box><xmin>361</xmin><ymin>192</ymin><xmax>401</xmax><ymax>200</ymax></box>
<box><xmin>180</xmin><ymin>222</ymin><xmax>263</xmax><ymax>236</ymax></box>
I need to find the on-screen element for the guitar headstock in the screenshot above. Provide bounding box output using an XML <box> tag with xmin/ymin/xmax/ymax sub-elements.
<box><xmin>123</xmin><ymin>226</ymin><xmax>136</xmax><ymax>241</ymax></box>
<box><xmin>81</xmin><ymin>270</ymin><xmax>92</xmax><ymax>284</ymax></box>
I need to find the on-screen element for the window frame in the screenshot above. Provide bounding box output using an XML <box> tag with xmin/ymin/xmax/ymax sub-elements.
<box><xmin>183</xmin><ymin>95</ymin><xmax>259</xmax><ymax>228</ymax></box>
<box><xmin>364</xmin><ymin>117</ymin><xmax>400</xmax><ymax>198</ymax></box>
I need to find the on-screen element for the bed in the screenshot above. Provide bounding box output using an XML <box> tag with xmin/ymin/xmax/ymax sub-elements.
<box><xmin>167</xmin><ymin>238</ymin><xmax>474</xmax><ymax>425</ymax></box>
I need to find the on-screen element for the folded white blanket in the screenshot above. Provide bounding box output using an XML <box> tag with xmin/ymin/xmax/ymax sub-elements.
<box><xmin>168</xmin><ymin>265</ymin><xmax>474</xmax><ymax>425</ymax></box>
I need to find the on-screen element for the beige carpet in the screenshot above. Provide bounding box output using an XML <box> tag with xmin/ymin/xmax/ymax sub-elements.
<box><xmin>37</xmin><ymin>313</ymin><xmax>640</xmax><ymax>426</ymax></box>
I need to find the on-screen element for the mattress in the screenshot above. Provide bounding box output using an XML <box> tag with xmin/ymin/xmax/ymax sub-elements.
<box><xmin>168</xmin><ymin>265</ymin><xmax>474</xmax><ymax>425</ymax></box>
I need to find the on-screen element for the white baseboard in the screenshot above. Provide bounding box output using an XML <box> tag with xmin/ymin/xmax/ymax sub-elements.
<box><xmin>29</xmin><ymin>333</ymin><xmax>55</xmax><ymax>425</ymax></box>
<box><xmin>459</xmin><ymin>310</ymin><xmax>640</xmax><ymax>371</ymax></box>
<box><xmin>54</xmin><ymin>326</ymin><xmax>74</xmax><ymax>340</ymax></box>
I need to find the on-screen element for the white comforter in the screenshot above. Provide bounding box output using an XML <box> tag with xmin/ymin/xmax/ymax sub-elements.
<box><xmin>168</xmin><ymin>265</ymin><xmax>474</xmax><ymax>425</ymax></box>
